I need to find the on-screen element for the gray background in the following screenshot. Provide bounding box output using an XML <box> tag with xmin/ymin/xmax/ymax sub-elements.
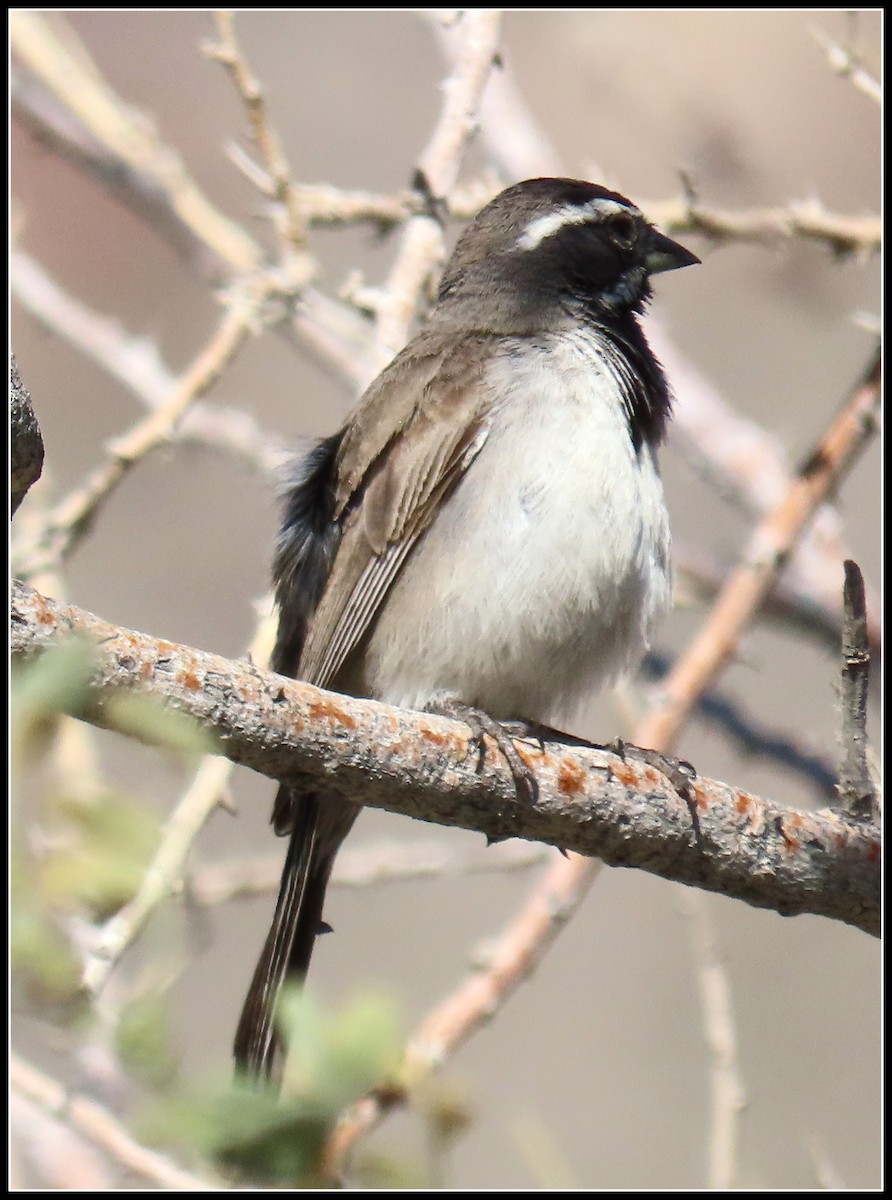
<box><xmin>12</xmin><ymin>10</ymin><xmax>880</xmax><ymax>1189</ymax></box>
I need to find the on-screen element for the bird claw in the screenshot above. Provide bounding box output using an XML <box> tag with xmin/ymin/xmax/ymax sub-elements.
<box><xmin>429</xmin><ymin>700</ymin><xmax>540</xmax><ymax>805</ymax></box>
<box><xmin>608</xmin><ymin>738</ymin><xmax>700</xmax><ymax>837</ymax></box>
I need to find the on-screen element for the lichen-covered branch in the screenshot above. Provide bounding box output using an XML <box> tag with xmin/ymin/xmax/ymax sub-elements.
<box><xmin>11</xmin><ymin>579</ymin><xmax>880</xmax><ymax>937</ymax></box>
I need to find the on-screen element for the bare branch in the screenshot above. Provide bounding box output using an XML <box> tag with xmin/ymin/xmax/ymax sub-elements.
<box><xmin>673</xmin><ymin>542</ymin><xmax>880</xmax><ymax>667</ymax></box>
<box><xmin>637</xmin><ymin>351</ymin><xmax>881</xmax><ymax>754</ymax></box>
<box><xmin>836</xmin><ymin>561</ymin><xmax>876</xmax><ymax>818</ymax></box>
<box><xmin>683</xmin><ymin>892</ymin><xmax>746</xmax><ymax>1189</ymax></box>
<box><xmin>10</xmin><ymin>11</ymin><xmax>377</xmax><ymax>389</ymax></box>
<box><xmin>371</xmin><ymin>10</ymin><xmax>502</xmax><ymax>367</ymax></box>
<box><xmin>11</xmin><ymin>246</ymin><xmax>287</xmax><ymax>479</ymax></box>
<box><xmin>325</xmin><ymin>851</ymin><xmax>601</xmax><ymax>1176</ymax></box>
<box><xmin>12</xmin><ymin>276</ymin><xmax>281</xmax><ymax>578</ymax></box>
<box><xmin>10</xmin><ymin>1056</ymin><xmax>217</xmax><ymax>1191</ymax></box>
<box><xmin>10</xmin><ymin>579</ymin><xmax>880</xmax><ymax>937</ymax></box>
<box><xmin>80</xmin><ymin>606</ymin><xmax>278</xmax><ymax>997</ymax></box>
<box><xmin>205</xmin><ymin>11</ymin><xmax>315</xmax><ymax>284</ymax></box>
<box><xmin>811</xmin><ymin>24</ymin><xmax>882</xmax><ymax>105</ymax></box>
<box><xmin>648</xmin><ymin>329</ymin><xmax>882</xmax><ymax>662</ymax></box>
<box><xmin>189</xmin><ymin>838</ymin><xmax>549</xmax><ymax>906</ymax></box>
<box><xmin>643</xmin><ymin>194</ymin><xmax>879</xmax><ymax>259</ymax></box>
<box><xmin>10</xmin><ymin>10</ymin><xmax>259</xmax><ymax>274</ymax></box>
<box><xmin>643</xmin><ymin>650</ymin><xmax>837</xmax><ymax>801</ymax></box>
<box><xmin>11</xmin><ymin>1089</ymin><xmax>115</xmax><ymax>1190</ymax></box>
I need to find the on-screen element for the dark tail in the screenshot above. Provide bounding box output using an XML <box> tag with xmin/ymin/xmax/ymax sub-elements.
<box><xmin>233</xmin><ymin>792</ymin><xmax>332</xmax><ymax>1083</ymax></box>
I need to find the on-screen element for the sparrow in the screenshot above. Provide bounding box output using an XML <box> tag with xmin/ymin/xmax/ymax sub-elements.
<box><xmin>234</xmin><ymin>177</ymin><xmax>699</xmax><ymax>1082</ymax></box>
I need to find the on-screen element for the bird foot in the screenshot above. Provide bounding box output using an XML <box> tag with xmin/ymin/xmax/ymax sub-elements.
<box><xmin>428</xmin><ymin>700</ymin><xmax>540</xmax><ymax>805</ymax></box>
<box><xmin>607</xmin><ymin>738</ymin><xmax>700</xmax><ymax>836</ymax></box>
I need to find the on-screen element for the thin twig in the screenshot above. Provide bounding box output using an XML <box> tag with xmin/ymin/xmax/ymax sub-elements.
<box><xmin>643</xmin><ymin>194</ymin><xmax>879</xmax><ymax>259</ymax></box>
<box><xmin>10</xmin><ymin>1056</ymin><xmax>217</xmax><ymax>1191</ymax></box>
<box><xmin>81</xmin><ymin>602</ymin><xmax>278</xmax><ymax>997</ymax></box>
<box><xmin>806</xmin><ymin>1134</ymin><xmax>848</xmax><ymax>1189</ymax></box>
<box><xmin>371</xmin><ymin>10</ymin><xmax>502</xmax><ymax>366</ymax></box>
<box><xmin>324</xmin><ymin>853</ymin><xmax>601</xmax><ymax>1175</ymax></box>
<box><xmin>12</xmin><ymin>276</ymin><xmax>280</xmax><ymax>579</ymax></box>
<box><xmin>636</xmin><ymin>351</ymin><xmax>881</xmax><ymax>755</ymax></box>
<box><xmin>11</xmin><ymin>246</ymin><xmax>287</xmax><ymax>479</ymax></box>
<box><xmin>206</xmin><ymin>11</ymin><xmax>315</xmax><ymax>285</ymax></box>
<box><xmin>811</xmin><ymin>24</ymin><xmax>882</xmax><ymax>105</ymax></box>
<box><xmin>648</xmin><ymin>328</ymin><xmax>882</xmax><ymax>661</ymax></box>
<box><xmin>682</xmin><ymin>892</ymin><xmax>746</xmax><ymax>1189</ymax></box>
<box><xmin>188</xmin><ymin>838</ymin><xmax>549</xmax><ymax>906</ymax></box>
<box><xmin>673</xmin><ymin>542</ymin><xmax>880</xmax><ymax>667</ymax></box>
<box><xmin>836</xmin><ymin>560</ymin><xmax>876</xmax><ymax>818</ymax></box>
<box><xmin>10</xmin><ymin>10</ymin><xmax>259</xmax><ymax>274</ymax></box>
<box><xmin>642</xmin><ymin>650</ymin><xmax>838</xmax><ymax>802</ymax></box>
<box><xmin>10</xmin><ymin>11</ymin><xmax>377</xmax><ymax>388</ymax></box>
<box><xmin>11</xmin><ymin>1090</ymin><xmax>114</xmax><ymax>1189</ymax></box>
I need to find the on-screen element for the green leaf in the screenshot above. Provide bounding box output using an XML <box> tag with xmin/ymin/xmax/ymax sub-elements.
<box><xmin>115</xmin><ymin>991</ymin><xmax>180</xmax><ymax>1089</ymax></box>
<box><xmin>141</xmin><ymin>989</ymin><xmax>404</xmax><ymax>1186</ymax></box>
<box><xmin>104</xmin><ymin>692</ymin><xmax>218</xmax><ymax>758</ymax></box>
<box><xmin>10</xmin><ymin>850</ymin><xmax>82</xmax><ymax>1004</ymax></box>
<box><xmin>11</xmin><ymin>637</ymin><xmax>98</xmax><ymax>759</ymax></box>
<box><xmin>41</xmin><ymin>786</ymin><xmax>160</xmax><ymax>918</ymax></box>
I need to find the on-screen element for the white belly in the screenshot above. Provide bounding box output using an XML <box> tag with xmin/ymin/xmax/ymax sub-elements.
<box><xmin>362</xmin><ymin>332</ymin><xmax>672</xmax><ymax>724</ymax></box>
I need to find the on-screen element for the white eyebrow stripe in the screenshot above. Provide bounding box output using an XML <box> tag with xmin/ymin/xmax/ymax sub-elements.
<box><xmin>516</xmin><ymin>198</ymin><xmax>634</xmax><ymax>251</ymax></box>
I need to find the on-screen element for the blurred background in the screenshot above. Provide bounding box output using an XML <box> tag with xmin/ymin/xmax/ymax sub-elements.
<box><xmin>11</xmin><ymin>9</ymin><xmax>880</xmax><ymax>1189</ymax></box>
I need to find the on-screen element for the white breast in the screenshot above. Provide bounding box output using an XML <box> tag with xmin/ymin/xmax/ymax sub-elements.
<box><xmin>363</xmin><ymin>330</ymin><xmax>672</xmax><ymax>724</ymax></box>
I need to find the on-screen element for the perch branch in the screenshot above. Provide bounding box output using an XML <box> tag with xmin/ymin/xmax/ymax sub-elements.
<box><xmin>11</xmin><ymin>579</ymin><xmax>879</xmax><ymax>937</ymax></box>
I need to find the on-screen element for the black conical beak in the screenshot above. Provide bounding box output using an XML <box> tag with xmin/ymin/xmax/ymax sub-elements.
<box><xmin>644</xmin><ymin>228</ymin><xmax>701</xmax><ymax>275</ymax></box>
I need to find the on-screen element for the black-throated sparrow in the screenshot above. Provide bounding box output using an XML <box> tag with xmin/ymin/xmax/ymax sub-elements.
<box><xmin>234</xmin><ymin>177</ymin><xmax>699</xmax><ymax>1081</ymax></box>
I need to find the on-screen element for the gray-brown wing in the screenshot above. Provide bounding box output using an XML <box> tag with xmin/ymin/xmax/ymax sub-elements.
<box><xmin>298</xmin><ymin>337</ymin><xmax>496</xmax><ymax>689</ymax></box>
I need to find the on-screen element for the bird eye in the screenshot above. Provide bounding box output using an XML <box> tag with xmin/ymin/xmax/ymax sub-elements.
<box><xmin>609</xmin><ymin>213</ymin><xmax>636</xmax><ymax>242</ymax></box>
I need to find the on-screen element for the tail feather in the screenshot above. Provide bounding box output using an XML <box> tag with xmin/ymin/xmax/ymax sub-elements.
<box><xmin>234</xmin><ymin>794</ymin><xmax>328</xmax><ymax>1082</ymax></box>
